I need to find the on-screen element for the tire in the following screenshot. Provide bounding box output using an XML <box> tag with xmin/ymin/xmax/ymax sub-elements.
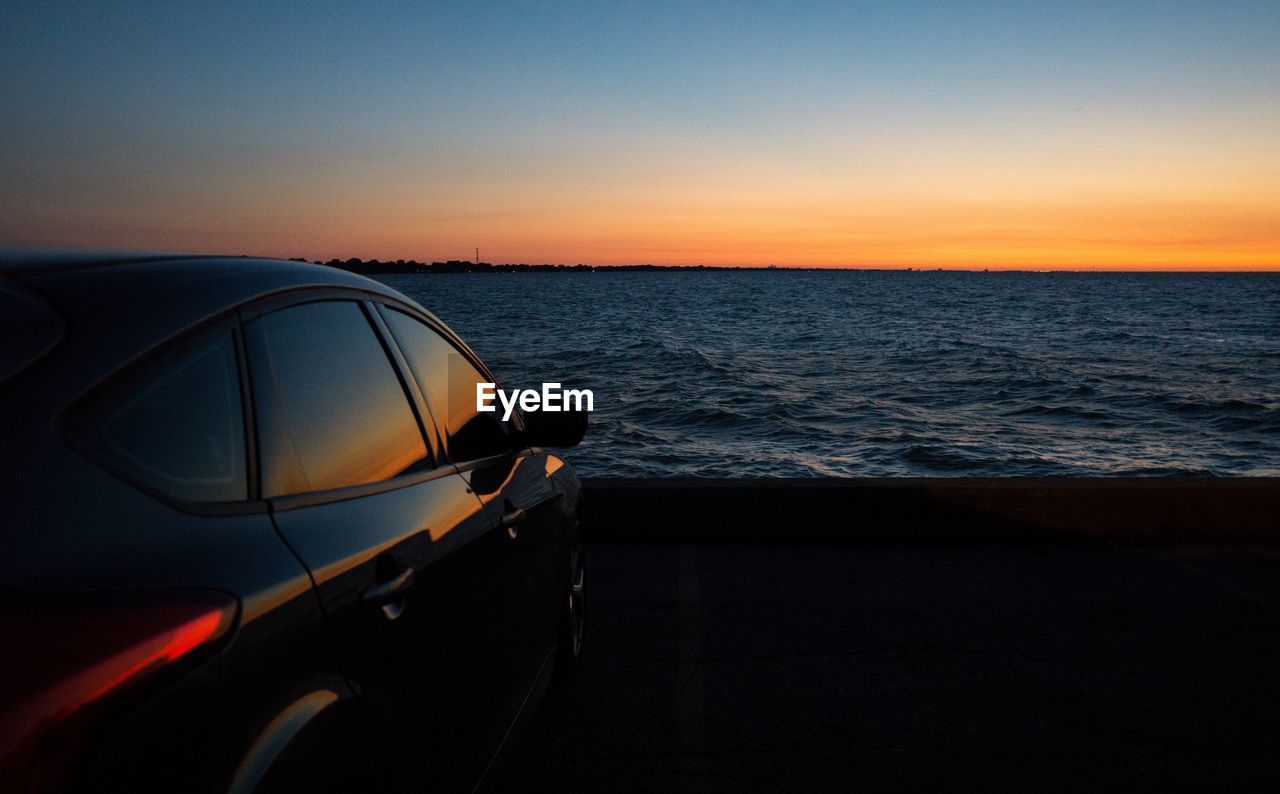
<box><xmin>555</xmin><ymin>520</ymin><xmax>584</xmax><ymax>681</ymax></box>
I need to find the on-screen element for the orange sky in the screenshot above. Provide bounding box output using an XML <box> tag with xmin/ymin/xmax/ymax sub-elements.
<box><xmin>82</xmin><ymin>162</ymin><xmax>1274</xmax><ymax>271</ymax></box>
<box><xmin>6</xmin><ymin>136</ymin><xmax>1277</xmax><ymax>270</ymax></box>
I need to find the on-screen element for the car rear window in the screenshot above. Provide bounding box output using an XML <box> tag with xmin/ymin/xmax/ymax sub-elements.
<box><xmin>0</xmin><ymin>279</ymin><xmax>65</xmax><ymax>383</ymax></box>
<box><xmin>68</xmin><ymin>323</ymin><xmax>249</xmax><ymax>503</ymax></box>
<box><xmin>245</xmin><ymin>300</ymin><xmax>431</xmax><ymax>497</ymax></box>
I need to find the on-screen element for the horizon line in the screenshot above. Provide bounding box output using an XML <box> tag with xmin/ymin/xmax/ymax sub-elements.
<box><xmin>297</xmin><ymin>257</ymin><xmax>1280</xmax><ymax>274</ymax></box>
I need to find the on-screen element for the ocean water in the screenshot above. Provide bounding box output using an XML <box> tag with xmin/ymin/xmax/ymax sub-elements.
<box><xmin>379</xmin><ymin>271</ymin><xmax>1280</xmax><ymax>478</ymax></box>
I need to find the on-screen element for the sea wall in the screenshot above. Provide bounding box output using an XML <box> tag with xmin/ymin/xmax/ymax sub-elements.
<box><xmin>580</xmin><ymin>477</ymin><xmax>1280</xmax><ymax>544</ymax></box>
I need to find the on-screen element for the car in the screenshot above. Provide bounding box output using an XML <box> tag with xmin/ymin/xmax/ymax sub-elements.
<box><xmin>0</xmin><ymin>253</ymin><xmax>588</xmax><ymax>793</ymax></box>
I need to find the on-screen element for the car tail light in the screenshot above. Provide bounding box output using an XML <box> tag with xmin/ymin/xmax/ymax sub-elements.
<box><xmin>0</xmin><ymin>590</ymin><xmax>238</xmax><ymax>792</ymax></box>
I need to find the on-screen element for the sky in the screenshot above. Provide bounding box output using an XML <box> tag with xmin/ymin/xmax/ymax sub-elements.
<box><xmin>1</xmin><ymin>1</ymin><xmax>1278</xmax><ymax>269</ymax></box>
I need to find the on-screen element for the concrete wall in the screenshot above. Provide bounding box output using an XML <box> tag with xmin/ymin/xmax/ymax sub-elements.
<box><xmin>580</xmin><ymin>478</ymin><xmax>1280</xmax><ymax>544</ymax></box>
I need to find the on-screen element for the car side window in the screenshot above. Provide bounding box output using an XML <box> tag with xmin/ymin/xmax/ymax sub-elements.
<box><xmin>70</xmin><ymin>324</ymin><xmax>248</xmax><ymax>503</ymax></box>
<box><xmin>245</xmin><ymin>300</ymin><xmax>430</xmax><ymax>497</ymax></box>
<box><xmin>381</xmin><ymin>307</ymin><xmax>513</xmax><ymax>463</ymax></box>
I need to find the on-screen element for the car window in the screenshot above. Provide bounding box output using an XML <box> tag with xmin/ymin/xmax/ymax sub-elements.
<box><xmin>72</xmin><ymin>325</ymin><xmax>248</xmax><ymax>503</ymax></box>
<box><xmin>381</xmin><ymin>308</ymin><xmax>513</xmax><ymax>463</ymax></box>
<box><xmin>246</xmin><ymin>300</ymin><xmax>430</xmax><ymax>497</ymax></box>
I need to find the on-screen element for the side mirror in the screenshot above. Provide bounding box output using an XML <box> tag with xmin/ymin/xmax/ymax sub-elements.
<box><xmin>518</xmin><ymin>408</ymin><xmax>588</xmax><ymax>448</ymax></box>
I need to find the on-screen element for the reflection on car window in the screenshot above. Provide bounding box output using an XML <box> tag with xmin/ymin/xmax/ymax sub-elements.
<box><xmin>382</xmin><ymin>308</ymin><xmax>511</xmax><ymax>462</ymax></box>
<box><xmin>247</xmin><ymin>301</ymin><xmax>429</xmax><ymax>496</ymax></box>
<box><xmin>82</xmin><ymin>328</ymin><xmax>247</xmax><ymax>502</ymax></box>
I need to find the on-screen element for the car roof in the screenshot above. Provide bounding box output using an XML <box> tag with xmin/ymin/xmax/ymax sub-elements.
<box><xmin>0</xmin><ymin>249</ymin><xmax>210</xmax><ymax>274</ymax></box>
<box><xmin>2</xmin><ymin>251</ymin><xmax>455</xmax><ymax>407</ymax></box>
<box><xmin>2</xmin><ymin>250</ymin><xmax>428</xmax><ymax>333</ymax></box>
<box><xmin>1</xmin><ymin>250</ymin><xmax>396</xmax><ymax>305</ymax></box>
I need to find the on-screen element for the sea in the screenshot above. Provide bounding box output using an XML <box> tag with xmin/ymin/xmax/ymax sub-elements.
<box><xmin>378</xmin><ymin>271</ymin><xmax>1280</xmax><ymax>478</ymax></box>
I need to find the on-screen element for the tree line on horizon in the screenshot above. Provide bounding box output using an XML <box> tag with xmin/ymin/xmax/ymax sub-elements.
<box><xmin>292</xmin><ymin>257</ymin><xmax>763</xmax><ymax>274</ymax></box>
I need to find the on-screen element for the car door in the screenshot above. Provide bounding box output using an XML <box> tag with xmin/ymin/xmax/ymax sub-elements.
<box><xmin>378</xmin><ymin>305</ymin><xmax>564</xmax><ymax>735</ymax></box>
<box><xmin>242</xmin><ymin>296</ymin><xmax>502</xmax><ymax>790</ymax></box>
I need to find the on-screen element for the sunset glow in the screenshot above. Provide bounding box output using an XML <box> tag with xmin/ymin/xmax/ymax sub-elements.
<box><xmin>2</xmin><ymin>2</ymin><xmax>1277</xmax><ymax>270</ymax></box>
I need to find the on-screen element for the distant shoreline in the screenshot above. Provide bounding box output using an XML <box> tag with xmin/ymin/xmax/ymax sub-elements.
<box><xmin>297</xmin><ymin>258</ymin><xmax>1277</xmax><ymax>275</ymax></box>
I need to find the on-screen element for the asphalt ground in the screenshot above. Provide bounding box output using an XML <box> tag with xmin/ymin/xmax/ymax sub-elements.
<box><xmin>501</xmin><ymin>543</ymin><xmax>1280</xmax><ymax>792</ymax></box>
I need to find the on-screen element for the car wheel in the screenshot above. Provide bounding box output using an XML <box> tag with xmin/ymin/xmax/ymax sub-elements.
<box><xmin>556</xmin><ymin>521</ymin><xmax>584</xmax><ymax>680</ymax></box>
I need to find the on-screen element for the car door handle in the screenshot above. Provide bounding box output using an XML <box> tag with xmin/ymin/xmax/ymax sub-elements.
<box><xmin>360</xmin><ymin>567</ymin><xmax>415</xmax><ymax>609</ymax></box>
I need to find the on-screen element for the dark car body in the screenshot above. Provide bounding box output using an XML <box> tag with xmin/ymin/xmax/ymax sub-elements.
<box><xmin>0</xmin><ymin>254</ymin><xmax>585</xmax><ymax>792</ymax></box>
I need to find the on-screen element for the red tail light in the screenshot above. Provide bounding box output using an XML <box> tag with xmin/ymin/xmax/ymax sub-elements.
<box><xmin>0</xmin><ymin>590</ymin><xmax>238</xmax><ymax>791</ymax></box>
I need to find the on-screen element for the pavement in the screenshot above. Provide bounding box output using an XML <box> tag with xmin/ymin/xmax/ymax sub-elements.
<box><xmin>501</xmin><ymin>543</ymin><xmax>1280</xmax><ymax>792</ymax></box>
